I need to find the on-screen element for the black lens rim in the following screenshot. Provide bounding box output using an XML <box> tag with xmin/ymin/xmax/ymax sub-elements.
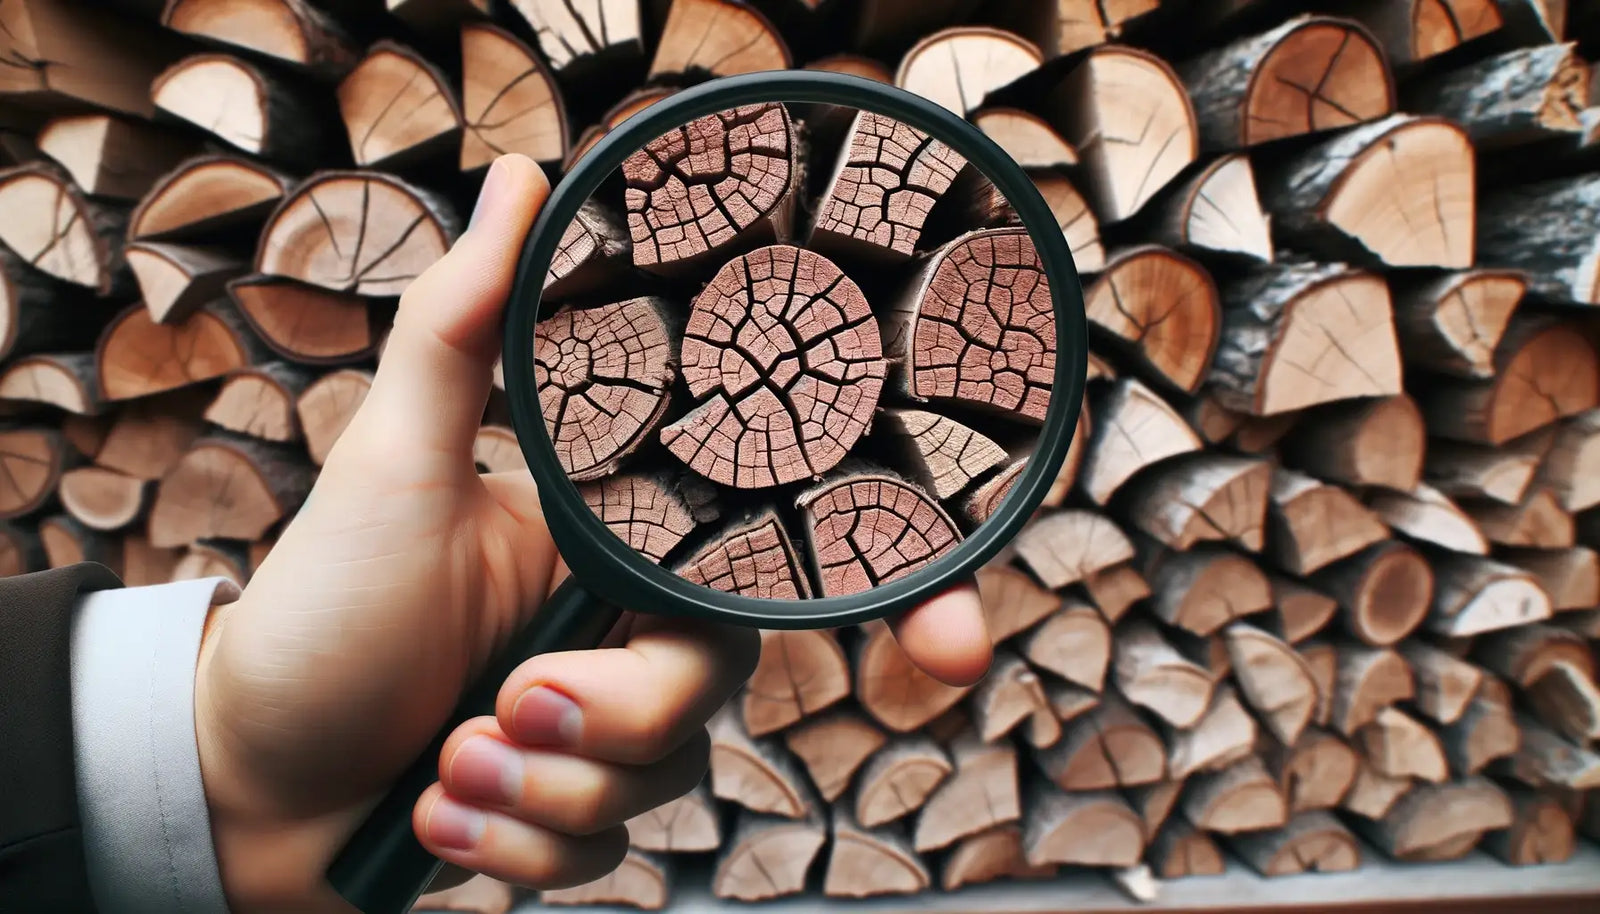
<box><xmin>503</xmin><ymin>70</ymin><xmax>1087</xmax><ymax>628</ymax></box>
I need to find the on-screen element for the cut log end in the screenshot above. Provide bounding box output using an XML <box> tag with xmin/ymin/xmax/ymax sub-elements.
<box><xmin>896</xmin><ymin>28</ymin><xmax>1043</xmax><ymax>116</ymax></box>
<box><xmin>337</xmin><ymin>42</ymin><xmax>461</xmax><ymax>169</ymax></box>
<box><xmin>812</xmin><ymin>111</ymin><xmax>966</xmax><ymax>259</ymax></box>
<box><xmin>800</xmin><ymin>474</ymin><xmax>961</xmax><ymax>598</ymax></box>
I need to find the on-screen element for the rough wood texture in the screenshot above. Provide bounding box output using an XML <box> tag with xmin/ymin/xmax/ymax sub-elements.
<box><xmin>744</xmin><ymin>629</ymin><xmax>849</xmax><ymax>737</ymax></box>
<box><xmin>0</xmin><ymin>162</ymin><xmax>129</xmax><ymax>296</ymax></box>
<box><xmin>1427</xmin><ymin>552</ymin><xmax>1553</xmax><ymax>636</ymax></box>
<box><xmin>36</xmin><ymin>113</ymin><xmax>195</xmax><ymax>201</ymax></box>
<box><xmin>1209</xmin><ymin>262</ymin><xmax>1403</xmax><ymax>417</ymax></box>
<box><xmin>1312</xmin><ymin>542</ymin><xmax>1434</xmax><ymax>647</ymax></box>
<box><xmin>798</xmin><ymin>471</ymin><xmax>960</xmax><ymax>597</ymax></box>
<box><xmin>1140</xmin><ymin>541</ymin><xmax>1272</xmax><ymax>636</ymax></box>
<box><xmin>203</xmin><ymin>362</ymin><xmax>310</xmax><ymax>443</ymax></box>
<box><xmin>810</xmin><ymin>110</ymin><xmax>966</xmax><ymax>259</ymax></box>
<box><xmin>1021</xmin><ymin>784</ymin><xmax>1144</xmax><ymax>867</ymax></box>
<box><xmin>1033</xmin><ymin>694</ymin><xmax>1166</xmax><ymax>791</ymax></box>
<box><xmin>1113</xmin><ymin>619</ymin><xmax>1216</xmax><ymax>729</ymax></box>
<box><xmin>1331</xmin><ymin>645</ymin><xmax>1416</xmax><ymax>737</ymax></box>
<box><xmin>1400</xmin><ymin>642</ymin><xmax>1484</xmax><ymax>724</ymax></box>
<box><xmin>1406</xmin><ymin>43</ymin><xmax>1590</xmax><ymax>148</ymax></box>
<box><xmin>1477</xmin><ymin>174</ymin><xmax>1600</xmax><ymax>305</ymax></box>
<box><xmin>1164</xmin><ymin>685</ymin><xmax>1257</xmax><ymax>780</ymax></box>
<box><xmin>896</xmin><ymin>27</ymin><xmax>1042</xmax><ymax>116</ymax></box>
<box><xmin>162</xmin><ymin>0</ymin><xmax>356</xmax><ymax>78</ymax></box>
<box><xmin>1013</xmin><ymin>508</ymin><xmax>1133</xmax><ymax>590</ymax></box>
<box><xmin>1266</xmin><ymin>468</ymin><xmax>1391</xmax><ymax>575</ymax></box>
<box><xmin>855</xmin><ymin>620</ymin><xmax>971</xmax><ymax>733</ymax></box>
<box><xmin>459</xmin><ymin>23</ymin><xmax>567</xmax><ymax>170</ymax></box>
<box><xmin>1353</xmin><ymin>777</ymin><xmax>1512</xmax><ymax>859</ymax></box>
<box><xmin>147</xmin><ymin>435</ymin><xmax>312</xmax><ymax>547</ymax></box>
<box><xmin>708</xmin><ymin>706</ymin><xmax>813</xmax><ymax>819</ymax></box>
<box><xmin>1143</xmin><ymin>153</ymin><xmax>1274</xmax><ymax>263</ymax></box>
<box><xmin>1228</xmin><ymin>811</ymin><xmax>1362</xmax><ymax>876</ymax></box>
<box><xmin>125</xmin><ymin>242</ymin><xmax>243</xmax><ymax>324</ymax></box>
<box><xmin>508</xmin><ymin>0</ymin><xmax>643</xmax><ymax>72</ymax></box>
<box><xmin>1148</xmin><ymin>819</ymin><xmax>1226</xmax><ymax>878</ymax></box>
<box><xmin>1083</xmin><ymin>245</ymin><xmax>1220</xmax><ymax>393</ymax></box>
<box><xmin>1178</xmin><ymin>15</ymin><xmax>1394</xmax><ymax>151</ymax></box>
<box><xmin>1390</xmin><ymin>270</ymin><xmax>1526</xmax><ymax>379</ymax></box>
<box><xmin>1121</xmin><ymin>454</ymin><xmax>1270</xmax><ymax>552</ymax></box>
<box><xmin>649</xmin><ymin>0</ymin><xmax>789</xmax><ymax>80</ymax></box>
<box><xmin>1081</xmin><ymin>378</ymin><xmax>1202</xmax><ymax>505</ymax></box>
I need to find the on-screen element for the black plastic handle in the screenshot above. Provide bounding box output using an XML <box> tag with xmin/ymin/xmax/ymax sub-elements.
<box><xmin>327</xmin><ymin>578</ymin><xmax>623</xmax><ymax>914</ymax></box>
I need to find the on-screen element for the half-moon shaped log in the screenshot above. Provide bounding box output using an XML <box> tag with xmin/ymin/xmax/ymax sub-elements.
<box><xmin>228</xmin><ymin>275</ymin><xmax>378</xmax><ymax>365</ymax></box>
<box><xmin>337</xmin><ymin>41</ymin><xmax>461</xmax><ymax>168</ymax></box>
<box><xmin>96</xmin><ymin>301</ymin><xmax>259</xmax><ymax>401</ymax></box>
<box><xmin>1084</xmin><ymin>245</ymin><xmax>1219</xmax><ymax>393</ymax></box>
<box><xmin>0</xmin><ymin>353</ymin><xmax>100</xmax><ymax>415</ymax></box>
<box><xmin>648</xmin><ymin>0</ymin><xmax>790</xmax><ymax>80</ymax></box>
<box><xmin>460</xmin><ymin>23</ymin><xmax>568</xmax><ymax>170</ymax></box>
<box><xmin>0</xmin><ymin>162</ymin><xmax>128</xmax><ymax>295</ymax></box>
<box><xmin>150</xmin><ymin>54</ymin><xmax>325</xmax><ymax>168</ymax></box>
<box><xmin>679</xmin><ymin>510</ymin><xmax>812</xmax><ymax>599</ymax></box>
<box><xmin>661</xmin><ymin>246</ymin><xmax>884</xmax><ymax>489</ymax></box>
<box><xmin>896</xmin><ymin>28</ymin><xmax>1043</xmax><ymax>116</ymax></box>
<box><xmin>162</xmin><ymin>0</ymin><xmax>357</xmax><ymax>78</ymax></box>
<box><xmin>128</xmin><ymin>155</ymin><xmax>291</xmax><ymax>242</ymax></box>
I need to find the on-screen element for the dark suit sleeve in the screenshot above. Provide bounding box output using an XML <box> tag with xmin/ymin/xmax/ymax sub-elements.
<box><xmin>0</xmin><ymin>563</ymin><xmax>122</xmax><ymax>912</ymax></box>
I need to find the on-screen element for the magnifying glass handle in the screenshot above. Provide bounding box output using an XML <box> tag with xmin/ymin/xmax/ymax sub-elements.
<box><xmin>326</xmin><ymin>577</ymin><xmax>623</xmax><ymax>914</ymax></box>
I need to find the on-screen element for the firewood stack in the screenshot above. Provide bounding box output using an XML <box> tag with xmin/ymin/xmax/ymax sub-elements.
<box><xmin>4</xmin><ymin>0</ymin><xmax>1600</xmax><ymax>909</ymax></box>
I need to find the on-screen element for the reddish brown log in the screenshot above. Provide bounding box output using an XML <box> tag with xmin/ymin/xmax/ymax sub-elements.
<box><xmin>879</xmin><ymin>409</ymin><xmax>1007</xmax><ymax>501</ymax></box>
<box><xmin>1483</xmin><ymin>790</ymin><xmax>1576</xmax><ymax>866</ymax></box>
<box><xmin>1345</xmin><ymin>0</ymin><xmax>1504</xmax><ymax>64</ymax></box>
<box><xmin>1417</xmin><ymin>319</ymin><xmax>1600</xmax><ymax>446</ymax></box>
<box><xmin>1282</xmin><ymin>395</ymin><xmax>1426</xmax><ymax>492</ymax></box>
<box><xmin>1390</xmin><ymin>270</ymin><xmax>1526</xmax><ymax>379</ymax></box>
<box><xmin>1465</xmin><ymin>488</ymin><xmax>1575</xmax><ymax>548</ymax></box>
<box><xmin>940</xmin><ymin>825</ymin><xmax>1055</xmax><ymax>891</ymax></box>
<box><xmin>0</xmin><ymin>428</ymin><xmax>65</xmax><ymax>521</ymax></box>
<box><xmin>227</xmin><ymin>275</ymin><xmax>378</xmax><ymax>367</ymax></box>
<box><xmin>579</xmin><ymin>474</ymin><xmax>708</xmax><ymax>564</ymax></box>
<box><xmin>811</xmin><ymin>110</ymin><xmax>967</xmax><ymax>259</ymax></box>
<box><xmin>96</xmin><ymin>301</ymin><xmax>261</xmax><ymax>402</ymax></box>
<box><xmin>1266</xmin><ymin>468</ymin><xmax>1390</xmax><ymax>575</ymax></box>
<box><xmin>147</xmin><ymin>435</ymin><xmax>313</xmax><ymax>547</ymax></box>
<box><xmin>58</xmin><ymin>466</ymin><xmax>150</xmax><ymax>531</ymax></box>
<box><xmin>1122</xmin><ymin>453</ymin><xmax>1270</xmax><ymax>552</ymax></box>
<box><xmin>1332</xmin><ymin>645</ymin><xmax>1416</xmax><ymax>737</ymax></box>
<box><xmin>1311</xmin><ymin>542</ymin><xmax>1434</xmax><ymax>647</ymax></box>
<box><xmin>1260</xmin><ymin>727</ymin><xmax>1359</xmax><ymax>813</ymax></box>
<box><xmin>1033</xmin><ymin>693</ymin><xmax>1166</xmax><ymax>791</ymax></box>
<box><xmin>1083</xmin><ymin>246</ymin><xmax>1220</xmax><ymax>393</ymax></box>
<box><xmin>678</xmin><ymin>511</ymin><xmax>811</xmax><ymax>600</ymax></box>
<box><xmin>128</xmin><ymin>155</ymin><xmax>291</xmax><ymax>242</ymax></box>
<box><xmin>1269</xmin><ymin>576</ymin><xmax>1339</xmax><ymax>644</ymax></box>
<box><xmin>799</xmin><ymin>472</ymin><xmax>960</xmax><ymax>598</ymax></box>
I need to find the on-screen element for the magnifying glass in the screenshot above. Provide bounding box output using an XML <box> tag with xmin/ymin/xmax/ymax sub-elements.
<box><xmin>327</xmin><ymin>70</ymin><xmax>1088</xmax><ymax>914</ymax></box>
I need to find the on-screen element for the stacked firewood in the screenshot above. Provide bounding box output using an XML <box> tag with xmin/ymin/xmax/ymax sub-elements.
<box><xmin>4</xmin><ymin>0</ymin><xmax>1600</xmax><ymax>910</ymax></box>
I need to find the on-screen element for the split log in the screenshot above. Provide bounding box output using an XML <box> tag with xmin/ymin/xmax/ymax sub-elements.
<box><xmin>0</xmin><ymin>354</ymin><xmax>100</xmax><ymax>416</ymax></box>
<box><xmin>57</xmin><ymin>467</ymin><xmax>150</xmax><ymax>531</ymax></box>
<box><xmin>36</xmin><ymin>114</ymin><xmax>194</xmax><ymax>201</ymax></box>
<box><xmin>1503</xmin><ymin>715</ymin><xmax>1600</xmax><ymax>790</ymax></box>
<box><xmin>1147</xmin><ymin>819</ymin><xmax>1225</xmax><ymax>878</ymax></box>
<box><xmin>256</xmin><ymin>171</ymin><xmax>460</xmax><ymax>296</ymax></box>
<box><xmin>1124</xmin><ymin>778</ymin><xmax>1184</xmax><ymax>842</ymax></box>
<box><xmin>1465</xmin><ymin>488</ymin><xmax>1574</xmax><ymax>548</ymax></box>
<box><xmin>1477</xmin><ymin>174</ymin><xmax>1600</xmax><ymax>305</ymax></box>
<box><xmin>1113</xmin><ymin>620</ymin><xmax>1215</xmax><ymax>729</ymax></box>
<box><xmin>878</xmin><ymin>409</ymin><xmax>1006</xmax><ymax>500</ymax></box>
<box><xmin>810</xmin><ymin>109</ymin><xmax>967</xmax><ymax>259</ymax></box>
<box><xmin>623</xmin><ymin>104</ymin><xmax>797</xmax><ymax>273</ymax></box>
<box><xmin>1425</xmin><ymin>431</ymin><xmax>1552</xmax><ymax>504</ymax></box>
<box><xmin>1018</xmin><ymin>599</ymin><xmax>1110</xmax><ymax>691</ymax></box>
<box><xmin>1031</xmin><ymin>171</ymin><xmax>1106</xmax><ymax>272</ymax></box>
<box><xmin>1082</xmin><ymin>563</ymin><xmax>1150</xmax><ymax>623</ymax></box>
<box><xmin>1353</xmin><ymin>777</ymin><xmax>1512</xmax><ymax>859</ymax></box>
<box><xmin>161</xmin><ymin>0</ymin><xmax>356</xmax><ymax>78</ymax></box>
<box><xmin>128</xmin><ymin>155</ymin><xmax>291</xmax><ymax>242</ymax></box>
<box><xmin>92</xmin><ymin>389</ymin><xmax>206</xmax><ymax>480</ymax></box>
<box><xmin>1390</xmin><ymin>269</ymin><xmax>1526</xmax><ymax>379</ymax></box>
<box><xmin>968</xmin><ymin>649</ymin><xmax>1051</xmax><ymax>742</ymax></box>
<box><xmin>507</xmin><ymin>0</ymin><xmax>643</xmax><ymax>73</ymax></box>
<box><xmin>1439</xmin><ymin>692</ymin><xmax>1521</xmax><ymax>777</ymax></box>
<box><xmin>1209</xmin><ymin>262</ymin><xmax>1402</xmax><ymax>416</ymax></box>
<box><xmin>1143</xmin><ymin>154</ymin><xmax>1274</xmax><ymax>262</ymax></box>
<box><xmin>974</xmin><ymin>563</ymin><xmax>1062</xmax><ymax>643</ymax></box>
<box><xmin>1121</xmin><ymin>453</ymin><xmax>1270</xmax><ymax>552</ymax></box>
<box><xmin>1083</xmin><ymin>246</ymin><xmax>1220</xmax><ymax>393</ymax></box>
<box><xmin>649</xmin><ymin>0</ymin><xmax>789</xmax><ymax>79</ymax></box>
<box><xmin>96</xmin><ymin>301</ymin><xmax>262</xmax><ymax>402</ymax></box>
<box><xmin>708</xmin><ymin>706</ymin><xmax>813</xmax><ymax>819</ymax></box>
<box><xmin>1535</xmin><ymin>411</ymin><xmax>1600</xmax><ymax>512</ymax></box>
<box><xmin>0</xmin><ymin>249</ymin><xmax>105</xmax><ymax>362</ymax></box>
<box><xmin>1258</xmin><ymin>114</ymin><xmax>1474</xmax><ymax>268</ymax></box>
<box><xmin>1033</xmin><ymin>693</ymin><xmax>1166</xmax><ymax>791</ymax></box>
<box><xmin>1269</xmin><ymin>576</ymin><xmax>1339</xmax><ymax>644</ymax></box>
<box><xmin>1423</xmin><ymin>320</ymin><xmax>1599</xmax><ymax>446</ymax></box>
<box><xmin>0</xmin><ymin>428</ymin><xmax>64</xmax><ymax>521</ymax></box>
<box><xmin>229</xmin><ymin>275</ymin><xmax>378</xmax><ymax>365</ymax></box>
<box><xmin>1399</xmin><ymin>642</ymin><xmax>1483</xmax><ymax>724</ymax></box>
<box><xmin>986</xmin><ymin>0</ymin><xmax>1159</xmax><ymax>57</ymax></box>
<box><xmin>854</xmin><ymin>620</ymin><xmax>971</xmax><ymax>732</ymax></box>
<box><xmin>581</xmin><ymin>474</ymin><xmax>711</xmax><ymax>564</ymax></box>
<box><xmin>1181</xmin><ymin>756</ymin><xmax>1287</xmax><ymax>834</ymax></box>
<box><xmin>712</xmin><ymin>809</ymin><xmax>825</xmax><ymax>902</ymax></box>
<box><xmin>1040</xmin><ymin>46</ymin><xmax>1197</xmax><ymax>221</ymax></box>
<box><xmin>1367</xmin><ymin>483</ymin><xmax>1490</xmax><ymax>555</ymax></box>
<box><xmin>1260</xmin><ymin>727</ymin><xmax>1358</xmax><ymax>813</ymax></box>
<box><xmin>1331</xmin><ymin>645</ymin><xmax>1415</xmax><ymax>737</ymax></box>
<box><xmin>1178</xmin><ymin>15</ymin><xmax>1394</xmax><ymax>151</ymax></box>
<box><xmin>1405</xmin><ymin>43</ymin><xmax>1590</xmax><ymax>148</ymax></box>
<box><xmin>1164</xmin><ymin>685</ymin><xmax>1256</xmax><ymax>780</ymax></box>
<box><xmin>1282</xmin><ymin>395</ymin><xmax>1425</xmax><ymax>492</ymax></box>
<box><xmin>854</xmin><ymin>736</ymin><xmax>951</xmax><ymax>827</ymax></box>
<box><xmin>895</xmin><ymin>27</ymin><xmax>1041</xmax><ymax>116</ymax></box>
<box><xmin>1012</xmin><ymin>509</ymin><xmax>1133</xmax><ymax>589</ymax></box>
<box><xmin>1345</xmin><ymin>0</ymin><xmax>1504</xmax><ymax>64</ymax></box>
<box><xmin>1504</xmin><ymin>547</ymin><xmax>1600</xmax><ymax>610</ymax></box>
<box><xmin>1482</xmin><ymin>791</ymin><xmax>1576</xmax><ymax>865</ymax></box>
<box><xmin>39</xmin><ymin>514</ymin><xmax>116</xmax><ymax>570</ymax></box>
<box><xmin>0</xmin><ymin>163</ymin><xmax>128</xmax><ymax>295</ymax></box>
<box><xmin>1081</xmin><ymin>378</ymin><xmax>1202</xmax><ymax>505</ymax></box>
<box><xmin>296</xmin><ymin>369</ymin><xmax>371</xmax><ymax>466</ymax></box>
<box><xmin>1139</xmin><ymin>541</ymin><xmax>1272</xmax><ymax>636</ymax></box>
<box><xmin>913</xmin><ymin>732</ymin><xmax>1019</xmax><ymax>852</ymax></box>
<box><xmin>744</xmin><ymin>629</ymin><xmax>849</xmax><ymax>736</ymax></box>
<box><xmin>1525</xmin><ymin>662</ymin><xmax>1600</xmax><ymax>743</ymax></box>
<box><xmin>459</xmin><ymin>23</ymin><xmax>567</xmax><ymax>170</ymax></box>
<box><xmin>1359</xmin><ymin>707</ymin><xmax>1449</xmax><ymax>783</ymax></box>
<box><xmin>798</xmin><ymin>471</ymin><xmax>960</xmax><ymax>597</ymax></box>
<box><xmin>1312</xmin><ymin>542</ymin><xmax>1433</xmax><ymax>647</ymax></box>
<box><xmin>337</xmin><ymin>42</ymin><xmax>461</xmax><ymax>168</ymax></box>
<box><xmin>973</xmin><ymin>108</ymin><xmax>1077</xmax><ymax>169</ymax></box>
<box><xmin>146</xmin><ymin>435</ymin><xmax>312</xmax><ymax>547</ymax></box>
<box><xmin>1225</xmin><ymin>621</ymin><xmax>1319</xmax><ymax>745</ymax></box>
<box><xmin>0</xmin><ymin>0</ymin><xmax>177</xmax><ymax>117</ymax></box>
<box><xmin>1266</xmin><ymin>468</ymin><xmax>1390</xmax><ymax>575</ymax></box>
<box><xmin>1342</xmin><ymin>755</ymin><xmax>1414</xmax><ymax>820</ymax></box>
<box><xmin>205</xmin><ymin>363</ymin><xmax>311</xmax><ymax>443</ymax></box>
<box><xmin>1020</xmin><ymin>785</ymin><xmax>1144</xmax><ymax>867</ymax></box>
<box><xmin>151</xmin><ymin>54</ymin><xmax>327</xmax><ymax>169</ymax></box>
<box><xmin>939</xmin><ymin>825</ymin><xmax>1055</xmax><ymax>891</ymax></box>
<box><xmin>1228</xmin><ymin>811</ymin><xmax>1362</xmax><ymax>876</ymax></box>
<box><xmin>626</xmin><ymin>782</ymin><xmax>720</xmax><ymax>852</ymax></box>
<box><xmin>125</xmin><ymin>243</ymin><xmax>243</xmax><ymax>323</ymax></box>
<box><xmin>1428</xmin><ymin>553</ymin><xmax>1553</xmax><ymax>636</ymax></box>
<box><xmin>824</xmin><ymin>799</ymin><xmax>930</xmax><ymax>898</ymax></box>
<box><xmin>783</xmin><ymin>711</ymin><xmax>886</xmax><ymax>803</ymax></box>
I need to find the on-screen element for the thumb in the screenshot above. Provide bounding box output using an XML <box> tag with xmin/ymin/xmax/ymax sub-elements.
<box><xmin>344</xmin><ymin>154</ymin><xmax>550</xmax><ymax>466</ymax></box>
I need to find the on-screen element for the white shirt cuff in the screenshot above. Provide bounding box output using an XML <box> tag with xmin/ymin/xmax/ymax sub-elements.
<box><xmin>69</xmin><ymin>577</ymin><xmax>241</xmax><ymax>914</ymax></box>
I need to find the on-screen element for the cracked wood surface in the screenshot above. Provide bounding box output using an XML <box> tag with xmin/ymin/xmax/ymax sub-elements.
<box><xmin>337</xmin><ymin>41</ymin><xmax>460</xmax><ymax>168</ymax></box>
<box><xmin>460</xmin><ymin>23</ymin><xmax>567</xmax><ymax>169</ymax></box>
<box><xmin>811</xmin><ymin>110</ymin><xmax>967</xmax><ymax>258</ymax></box>
<box><xmin>1084</xmin><ymin>245</ymin><xmax>1219</xmax><ymax>393</ymax></box>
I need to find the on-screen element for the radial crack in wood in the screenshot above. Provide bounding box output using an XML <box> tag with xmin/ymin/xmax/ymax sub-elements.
<box><xmin>1406</xmin><ymin>42</ymin><xmax>1589</xmax><ymax>149</ymax></box>
<box><xmin>1031</xmin><ymin>171</ymin><xmax>1105</xmax><ymax>273</ymax></box>
<box><xmin>1121</xmin><ymin>453</ymin><xmax>1270</xmax><ymax>552</ymax></box>
<box><xmin>147</xmin><ymin>435</ymin><xmax>312</xmax><ymax>547</ymax></box>
<box><xmin>296</xmin><ymin>368</ymin><xmax>370</xmax><ymax>466</ymax></box>
<box><xmin>1033</xmin><ymin>692</ymin><xmax>1165</xmax><ymax>791</ymax></box>
<box><xmin>974</xmin><ymin>562</ymin><xmax>1062</xmax><ymax>643</ymax></box>
<box><xmin>509</xmin><ymin>0</ymin><xmax>643</xmax><ymax>72</ymax></box>
<box><xmin>799</xmin><ymin>472</ymin><xmax>960</xmax><ymax>597</ymax></box>
<box><xmin>1226</xmin><ymin>621</ymin><xmax>1319</xmax><ymax>745</ymax></box>
<box><xmin>678</xmin><ymin>510</ymin><xmax>811</xmax><ymax>600</ymax></box>
<box><xmin>1084</xmin><ymin>246</ymin><xmax>1220</xmax><ymax>393</ymax></box>
<box><xmin>825</xmin><ymin>798</ymin><xmax>930</xmax><ymax>898</ymax></box>
<box><xmin>204</xmin><ymin>362</ymin><xmax>310</xmax><ymax>443</ymax></box>
<box><xmin>709</xmin><ymin>705</ymin><xmax>814</xmax><ymax>818</ymax></box>
<box><xmin>1144</xmin><ymin>154</ymin><xmax>1274</xmax><ymax>262</ymax></box>
<box><xmin>0</xmin><ymin>428</ymin><xmax>64</xmax><ymax>521</ymax></box>
<box><xmin>940</xmin><ymin>824</ymin><xmax>1055</xmax><ymax>891</ymax></box>
<box><xmin>1139</xmin><ymin>540</ymin><xmax>1272</xmax><ymax>636</ymax></box>
<box><xmin>579</xmin><ymin>474</ymin><xmax>708</xmax><ymax>564</ymax></box>
<box><xmin>337</xmin><ymin>42</ymin><xmax>460</xmax><ymax>169</ymax></box>
<box><xmin>650</xmin><ymin>0</ymin><xmax>790</xmax><ymax>80</ymax></box>
<box><xmin>1229</xmin><ymin>811</ymin><xmax>1362</xmax><ymax>876</ymax></box>
<box><xmin>1346</xmin><ymin>0</ymin><xmax>1503</xmax><ymax>64</ymax></box>
<box><xmin>895</xmin><ymin>27</ymin><xmax>1042</xmax><ymax>116</ymax></box>
<box><xmin>854</xmin><ymin>619</ymin><xmax>972</xmax><ymax>732</ymax></box>
<box><xmin>1391</xmin><ymin>270</ymin><xmax>1526</xmax><ymax>379</ymax></box>
<box><xmin>1182</xmin><ymin>756</ymin><xmax>1288</xmax><ymax>834</ymax></box>
<box><xmin>810</xmin><ymin>110</ymin><xmax>966</xmax><ymax>259</ymax></box>
<box><xmin>1114</xmin><ymin>619</ymin><xmax>1215</xmax><ymax>729</ymax></box>
<box><xmin>460</xmin><ymin>24</ymin><xmax>567</xmax><ymax>170</ymax></box>
<box><xmin>1260</xmin><ymin>727</ymin><xmax>1358</xmax><ymax>813</ymax></box>
<box><xmin>1266</xmin><ymin>467</ymin><xmax>1390</xmax><ymax>575</ymax></box>
<box><xmin>973</xmin><ymin>109</ymin><xmax>1076</xmax><ymax>168</ymax></box>
<box><xmin>783</xmin><ymin>711</ymin><xmax>886</xmax><ymax>803</ymax></box>
<box><xmin>1081</xmin><ymin>378</ymin><xmax>1202</xmax><ymax>505</ymax></box>
<box><xmin>1021</xmin><ymin>784</ymin><xmax>1144</xmax><ymax>867</ymax></box>
<box><xmin>1148</xmin><ymin>819</ymin><xmax>1225</xmax><ymax>878</ymax></box>
<box><xmin>878</xmin><ymin>408</ymin><xmax>1007</xmax><ymax>501</ymax></box>
<box><xmin>0</xmin><ymin>163</ymin><xmax>128</xmax><ymax>295</ymax></box>
<box><xmin>96</xmin><ymin>301</ymin><xmax>259</xmax><ymax>402</ymax></box>
<box><xmin>742</xmin><ymin>628</ymin><xmax>847</xmax><ymax>736</ymax></box>
<box><xmin>854</xmin><ymin>735</ymin><xmax>951</xmax><ymax>828</ymax></box>
<box><xmin>1013</xmin><ymin>508</ymin><xmax>1133</xmax><ymax>590</ymax></box>
<box><xmin>0</xmin><ymin>354</ymin><xmax>99</xmax><ymax>416</ymax></box>
<box><xmin>1421</xmin><ymin>320</ymin><xmax>1600</xmax><ymax>446</ymax></box>
<box><xmin>1428</xmin><ymin>552</ymin><xmax>1553</xmax><ymax>636</ymax></box>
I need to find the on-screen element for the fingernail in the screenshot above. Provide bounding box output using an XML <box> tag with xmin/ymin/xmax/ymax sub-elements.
<box><xmin>511</xmin><ymin>686</ymin><xmax>583</xmax><ymax>746</ymax></box>
<box><xmin>449</xmin><ymin>736</ymin><xmax>524</xmax><ymax>806</ymax></box>
<box><xmin>426</xmin><ymin>796</ymin><xmax>486</xmax><ymax>850</ymax></box>
<box><xmin>468</xmin><ymin>158</ymin><xmax>508</xmax><ymax>232</ymax></box>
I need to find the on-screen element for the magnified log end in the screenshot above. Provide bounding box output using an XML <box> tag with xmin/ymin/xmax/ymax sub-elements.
<box><xmin>536</xmin><ymin>297</ymin><xmax>676</xmax><ymax>482</ymax></box>
<box><xmin>580</xmin><ymin>474</ymin><xmax>704</xmax><ymax>563</ymax></box>
<box><xmin>661</xmin><ymin>246</ymin><xmax>885</xmax><ymax>489</ymax></box>
<box><xmin>896</xmin><ymin>229</ymin><xmax>1054</xmax><ymax>423</ymax></box>
<box><xmin>623</xmin><ymin>103</ymin><xmax>797</xmax><ymax>271</ymax></box>
<box><xmin>813</xmin><ymin>112</ymin><xmax>967</xmax><ymax>259</ymax></box>
<box><xmin>799</xmin><ymin>473</ymin><xmax>962</xmax><ymax>597</ymax></box>
<box><xmin>679</xmin><ymin>510</ymin><xmax>813</xmax><ymax>599</ymax></box>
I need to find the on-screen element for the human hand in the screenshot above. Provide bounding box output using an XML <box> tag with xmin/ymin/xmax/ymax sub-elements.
<box><xmin>192</xmin><ymin>153</ymin><xmax>994</xmax><ymax>914</ymax></box>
